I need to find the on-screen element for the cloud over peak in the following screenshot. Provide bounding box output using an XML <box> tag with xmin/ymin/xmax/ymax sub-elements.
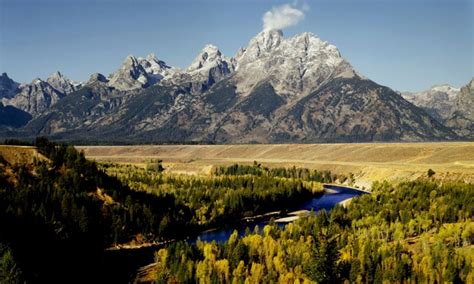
<box><xmin>262</xmin><ymin>3</ymin><xmax>306</xmax><ymax>31</ymax></box>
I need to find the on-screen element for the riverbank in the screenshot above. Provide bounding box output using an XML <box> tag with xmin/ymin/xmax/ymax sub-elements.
<box><xmin>275</xmin><ymin>210</ymin><xmax>310</xmax><ymax>223</ymax></box>
<box><xmin>339</xmin><ymin>197</ymin><xmax>354</xmax><ymax>208</ymax></box>
<box><xmin>195</xmin><ymin>184</ymin><xmax>367</xmax><ymax>242</ymax></box>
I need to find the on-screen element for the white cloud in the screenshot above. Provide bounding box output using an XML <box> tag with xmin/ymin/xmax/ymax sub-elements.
<box><xmin>262</xmin><ymin>4</ymin><xmax>306</xmax><ymax>31</ymax></box>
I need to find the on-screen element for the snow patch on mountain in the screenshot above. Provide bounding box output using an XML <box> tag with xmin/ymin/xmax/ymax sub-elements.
<box><xmin>233</xmin><ymin>29</ymin><xmax>356</xmax><ymax>97</ymax></box>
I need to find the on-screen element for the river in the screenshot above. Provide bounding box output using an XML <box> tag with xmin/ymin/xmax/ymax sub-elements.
<box><xmin>106</xmin><ymin>184</ymin><xmax>368</xmax><ymax>283</ymax></box>
<box><xmin>195</xmin><ymin>184</ymin><xmax>368</xmax><ymax>243</ymax></box>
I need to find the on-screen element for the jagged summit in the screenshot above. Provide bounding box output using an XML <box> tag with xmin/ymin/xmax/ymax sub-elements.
<box><xmin>0</xmin><ymin>72</ymin><xmax>20</xmax><ymax>99</ymax></box>
<box><xmin>188</xmin><ymin>44</ymin><xmax>226</xmax><ymax>72</ymax></box>
<box><xmin>235</xmin><ymin>29</ymin><xmax>283</xmax><ymax>65</ymax></box>
<box><xmin>140</xmin><ymin>53</ymin><xmax>177</xmax><ymax>82</ymax></box>
<box><xmin>146</xmin><ymin>53</ymin><xmax>158</xmax><ymax>61</ymax></box>
<box><xmin>107</xmin><ymin>55</ymin><xmax>149</xmax><ymax>90</ymax></box>
<box><xmin>159</xmin><ymin>44</ymin><xmax>235</xmax><ymax>93</ymax></box>
<box><xmin>4</xmin><ymin>77</ymin><xmax>64</xmax><ymax>116</ymax></box>
<box><xmin>233</xmin><ymin>30</ymin><xmax>356</xmax><ymax>96</ymax></box>
<box><xmin>48</xmin><ymin>71</ymin><xmax>64</xmax><ymax>79</ymax></box>
<box><xmin>30</xmin><ymin>78</ymin><xmax>46</xmax><ymax>86</ymax></box>
<box><xmin>88</xmin><ymin>73</ymin><xmax>108</xmax><ymax>84</ymax></box>
<box><xmin>429</xmin><ymin>84</ymin><xmax>460</xmax><ymax>96</ymax></box>
<box><xmin>47</xmin><ymin>71</ymin><xmax>77</xmax><ymax>94</ymax></box>
<box><xmin>108</xmin><ymin>53</ymin><xmax>178</xmax><ymax>90</ymax></box>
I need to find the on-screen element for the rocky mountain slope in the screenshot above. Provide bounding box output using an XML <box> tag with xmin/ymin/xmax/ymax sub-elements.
<box><xmin>401</xmin><ymin>85</ymin><xmax>460</xmax><ymax>122</ymax></box>
<box><xmin>0</xmin><ymin>72</ymin><xmax>79</xmax><ymax>117</ymax></box>
<box><xmin>402</xmin><ymin>80</ymin><xmax>474</xmax><ymax>139</ymax></box>
<box><xmin>0</xmin><ymin>103</ymin><xmax>31</xmax><ymax>128</ymax></box>
<box><xmin>1</xmin><ymin>30</ymin><xmax>467</xmax><ymax>143</ymax></box>
<box><xmin>444</xmin><ymin>79</ymin><xmax>474</xmax><ymax>139</ymax></box>
<box><xmin>0</xmin><ymin>73</ymin><xmax>20</xmax><ymax>99</ymax></box>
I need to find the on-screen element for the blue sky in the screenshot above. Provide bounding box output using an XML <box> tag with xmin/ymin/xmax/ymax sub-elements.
<box><xmin>0</xmin><ymin>0</ymin><xmax>472</xmax><ymax>91</ymax></box>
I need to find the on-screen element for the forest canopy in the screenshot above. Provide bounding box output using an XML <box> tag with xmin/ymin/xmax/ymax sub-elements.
<box><xmin>152</xmin><ymin>180</ymin><xmax>474</xmax><ymax>283</ymax></box>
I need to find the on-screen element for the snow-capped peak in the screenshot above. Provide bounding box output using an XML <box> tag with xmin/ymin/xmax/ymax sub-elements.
<box><xmin>253</xmin><ymin>29</ymin><xmax>284</xmax><ymax>50</ymax></box>
<box><xmin>430</xmin><ymin>84</ymin><xmax>460</xmax><ymax>95</ymax></box>
<box><xmin>236</xmin><ymin>29</ymin><xmax>283</xmax><ymax>66</ymax></box>
<box><xmin>48</xmin><ymin>71</ymin><xmax>64</xmax><ymax>80</ymax></box>
<box><xmin>123</xmin><ymin>55</ymin><xmax>140</xmax><ymax>68</ymax></box>
<box><xmin>108</xmin><ymin>53</ymin><xmax>179</xmax><ymax>90</ymax></box>
<box><xmin>32</xmin><ymin>78</ymin><xmax>44</xmax><ymax>85</ymax></box>
<box><xmin>188</xmin><ymin>44</ymin><xmax>227</xmax><ymax>72</ymax></box>
<box><xmin>87</xmin><ymin>73</ymin><xmax>108</xmax><ymax>84</ymax></box>
<box><xmin>233</xmin><ymin>30</ymin><xmax>355</xmax><ymax>96</ymax></box>
<box><xmin>146</xmin><ymin>53</ymin><xmax>158</xmax><ymax>62</ymax></box>
<box><xmin>107</xmin><ymin>54</ymin><xmax>149</xmax><ymax>90</ymax></box>
<box><xmin>140</xmin><ymin>53</ymin><xmax>172</xmax><ymax>75</ymax></box>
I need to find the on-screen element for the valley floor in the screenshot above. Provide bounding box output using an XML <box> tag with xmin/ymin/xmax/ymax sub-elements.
<box><xmin>77</xmin><ymin>142</ymin><xmax>474</xmax><ymax>188</ymax></box>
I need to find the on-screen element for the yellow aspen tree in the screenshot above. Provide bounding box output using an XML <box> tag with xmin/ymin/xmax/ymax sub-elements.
<box><xmin>196</xmin><ymin>260</ymin><xmax>211</xmax><ymax>284</ymax></box>
<box><xmin>215</xmin><ymin>259</ymin><xmax>230</xmax><ymax>283</ymax></box>
<box><xmin>249</xmin><ymin>263</ymin><xmax>265</xmax><ymax>283</ymax></box>
<box><xmin>232</xmin><ymin>260</ymin><xmax>247</xmax><ymax>284</ymax></box>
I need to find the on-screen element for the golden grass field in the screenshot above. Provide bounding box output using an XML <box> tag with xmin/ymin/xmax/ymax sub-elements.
<box><xmin>0</xmin><ymin>146</ymin><xmax>45</xmax><ymax>165</ymax></box>
<box><xmin>76</xmin><ymin>142</ymin><xmax>474</xmax><ymax>188</ymax></box>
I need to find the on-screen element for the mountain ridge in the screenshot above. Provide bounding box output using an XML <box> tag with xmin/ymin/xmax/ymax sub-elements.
<box><xmin>0</xmin><ymin>29</ymin><xmax>470</xmax><ymax>142</ymax></box>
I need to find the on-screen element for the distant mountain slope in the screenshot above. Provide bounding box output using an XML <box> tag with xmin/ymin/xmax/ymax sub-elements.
<box><xmin>270</xmin><ymin>77</ymin><xmax>453</xmax><ymax>142</ymax></box>
<box><xmin>23</xmin><ymin>76</ymin><xmax>456</xmax><ymax>143</ymax></box>
<box><xmin>0</xmin><ymin>103</ymin><xmax>32</xmax><ymax>128</ymax></box>
<box><xmin>402</xmin><ymin>79</ymin><xmax>474</xmax><ymax>139</ymax></box>
<box><xmin>1</xmin><ymin>72</ymin><xmax>79</xmax><ymax>116</ymax></box>
<box><xmin>401</xmin><ymin>85</ymin><xmax>460</xmax><ymax>122</ymax></box>
<box><xmin>445</xmin><ymin>79</ymin><xmax>474</xmax><ymax>139</ymax></box>
<box><xmin>0</xmin><ymin>73</ymin><xmax>19</xmax><ymax>99</ymax></box>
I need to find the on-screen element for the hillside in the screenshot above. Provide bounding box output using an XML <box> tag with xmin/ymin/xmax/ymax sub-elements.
<box><xmin>0</xmin><ymin>145</ymin><xmax>45</xmax><ymax>164</ymax></box>
<box><xmin>0</xmin><ymin>140</ymin><xmax>201</xmax><ymax>282</ymax></box>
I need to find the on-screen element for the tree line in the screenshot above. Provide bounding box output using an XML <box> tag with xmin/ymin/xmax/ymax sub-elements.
<box><xmin>215</xmin><ymin>162</ymin><xmax>335</xmax><ymax>183</ymax></box>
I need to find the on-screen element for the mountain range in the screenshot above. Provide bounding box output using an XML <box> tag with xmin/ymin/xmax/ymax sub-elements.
<box><xmin>402</xmin><ymin>81</ymin><xmax>474</xmax><ymax>139</ymax></box>
<box><xmin>1</xmin><ymin>30</ymin><xmax>472</xmax><ymax>143</ymax></box>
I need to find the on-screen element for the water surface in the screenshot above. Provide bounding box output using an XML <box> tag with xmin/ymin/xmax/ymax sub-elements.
<box><xmin>195</xmin><ymin>184</ymin><xmax>367</xmax><ymax>243</ymax></box>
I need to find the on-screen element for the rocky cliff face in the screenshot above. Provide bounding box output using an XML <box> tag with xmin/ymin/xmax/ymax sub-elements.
<box><xmin>1</xmin><ymin>72</ymin><xmax>78</xmax><ymax>118</ymax></box>
<box><xmin>107</xmin><ymin>55</ymin><xmax>150</xmax><ymax>91</ymax></box>
<box><xmin>0</xmin><ymin>73</ymin><xmax>20</xmax><ymax>99</ymax></box>
<box><xmin>402</xmin><ymin>85</ymin><xmax>460</xmax><ymax>122</ymax></box>
<box><xmin>402</xmin><ymin>80</ymin><xmax>474</xmax><ymax>139</ymax></box>
<box><xmin>4</xmin><ymin>79</ymin><xmax>65</xmax><ymax>116</ymax></box>
<box><xmin>444</xmin><ymin>79</ymin><xmax>474</xmax><ymax>138</ymax></box>
<box><xmin>46</xmin><ymin>71</ymin><xmax>78</xmax><ymax>94</ymax></box>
